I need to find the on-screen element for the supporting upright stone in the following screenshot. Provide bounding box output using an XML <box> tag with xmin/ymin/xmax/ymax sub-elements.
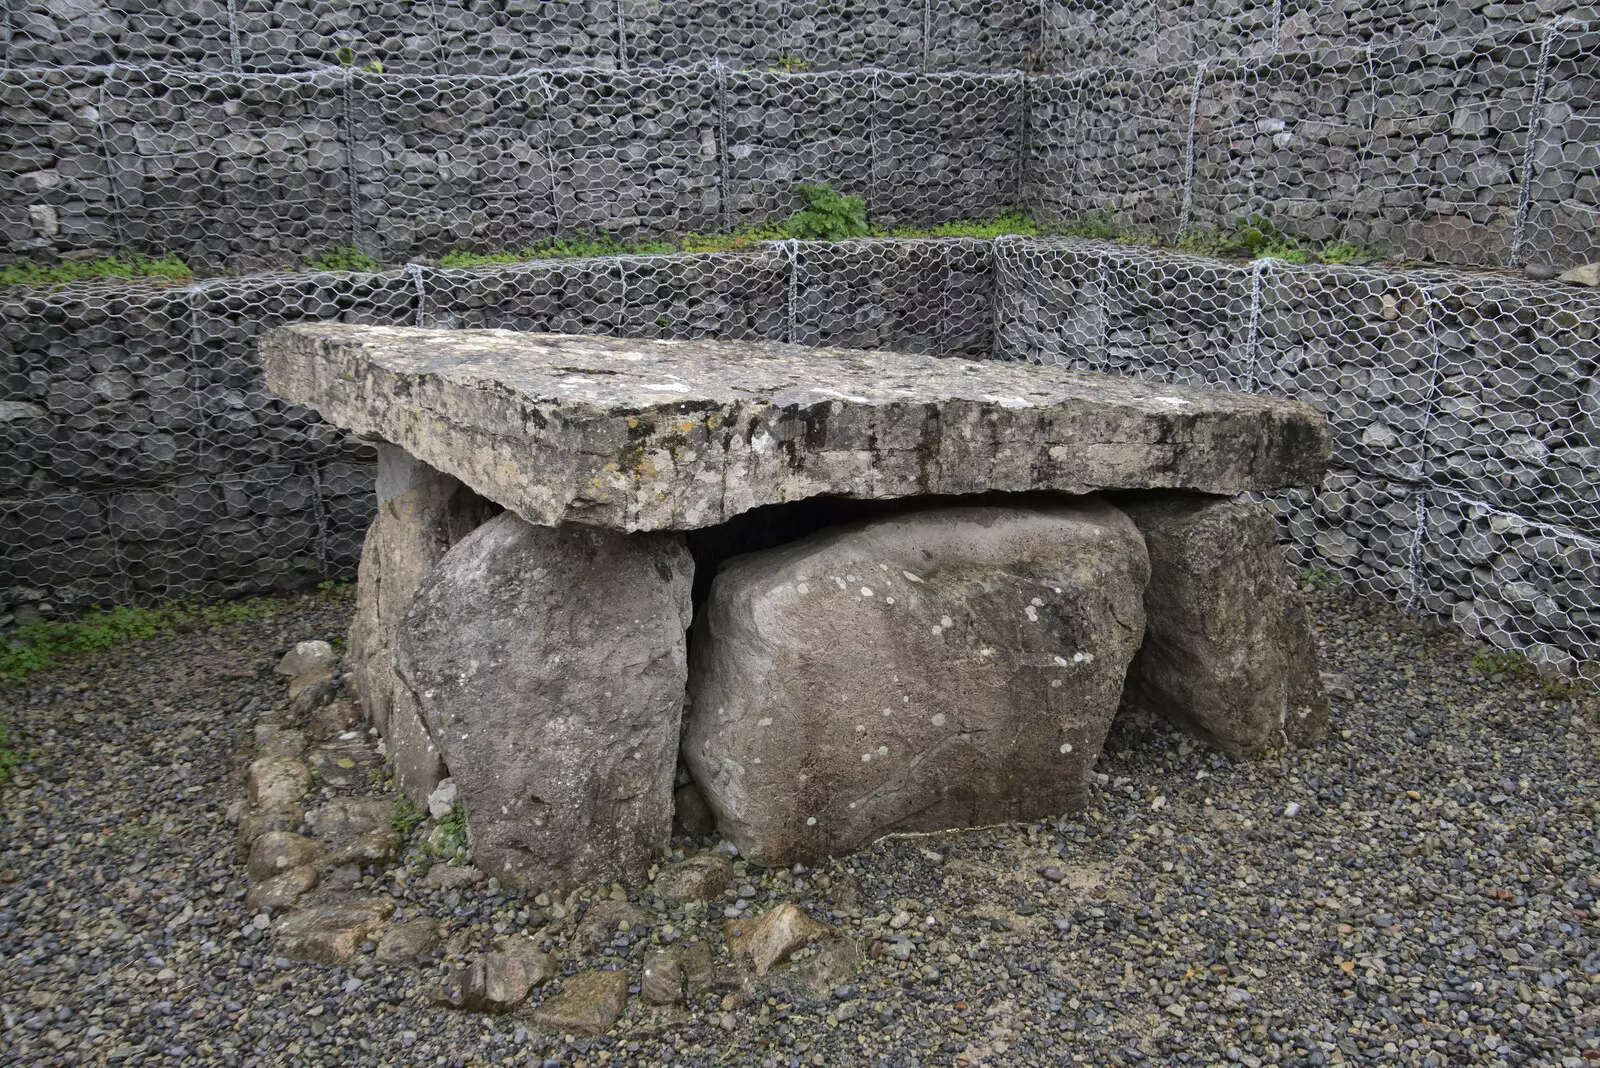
<box><xmin>683</xmin><ymin>502</ymin><xmax>1150</xmax><ymax>867</ymax></box>
<box><xmin>347</xmin><ymin>444</ymin><xmax>498</xmax><ymax>804</ymax></box>
<box><xmin>395</xmin><ymin>511</ymin><xmax>693</xmax><ymax>893</ymax></box>
<box><xmin>1115</xmin><ymin>492</ymin><xmax>1329</xmax><ymax>754</ymax></box>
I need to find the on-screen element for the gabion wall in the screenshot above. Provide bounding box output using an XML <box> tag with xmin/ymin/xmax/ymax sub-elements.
<box><xmin>1041</xmin><ymin>0</ymin><xmax>1599</xmax><ymax>68</ymax></box>
<box><xmin>994</xmin><ymin>237</ymin><xmax>1600</xmax><ymax>680</ymax></box>
<box><xmin>0</xmin><ymin>0</ymin><xmax>1038</xmax><ymax>74</ymax></box>
<box><xmin>2</xmin><ymin>66</ymin><xmax>1027</xmax><ymax>273</ymax></box>
<box><xmin>4</xmin><ymin>13</ymin><xmax>1598</xmax><ymax>274</ymax></box>
<box><xmin>1027</xmin><ymin>21</ymin><xmax>1600</xmax><ymax>268</ymax></box>
<box><xmin>4</xmin><ymin>235</ymin><xmax>1596</xmax><ymax>679</ymax></box>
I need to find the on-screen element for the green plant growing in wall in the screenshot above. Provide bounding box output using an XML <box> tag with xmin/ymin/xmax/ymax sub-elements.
<box><xmin>781</xmin><ymin>183</ymin><xmax>870</xmax><ymax>241</ymax></box>
<box><xmin>391</xmin><ymin>795</ymin><xmax>427</xmax><ymax>837</ymax></box>
<box><xmin>0</xmin><ymin>252</ymin><xmax>193</xmax><ymax>286</ymax></box>
<box><xmin>770</xmin><ymin>52</ymin><xmax>811</xmax><ymax>72</ymax></box>
<box><xmin>425</xmin><ymin>802</ymin><xmax>470</xmax><ymax>864</ymax></box>
<box><xmin>304</xmin><ymin>244</ymin><xmax>380</xmax><ymax>272</ymax></box>
<box><xmin>336</xmin><ymin>45</ymin><xmax>383</xmax><ymax>73</ymax></box>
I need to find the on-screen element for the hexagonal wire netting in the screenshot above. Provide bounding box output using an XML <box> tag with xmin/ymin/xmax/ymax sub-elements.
<box><xmin>0</xmin><ymin>0</ymin><xmax>1597</xmax><ymax>681</ymax></box>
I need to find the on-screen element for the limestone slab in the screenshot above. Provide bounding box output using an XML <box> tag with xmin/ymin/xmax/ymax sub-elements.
<box><xmin>261</xmin><ymin>324</ymin><xmax>1331</xmax><ymax>532</ymax></box>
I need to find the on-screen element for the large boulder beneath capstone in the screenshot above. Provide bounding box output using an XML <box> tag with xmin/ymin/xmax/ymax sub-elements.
<box><xmin>261</xmin><ymin>325</ymin><xmax>1332</xmax><ymax>533</ymax></box>
<box><xmin>395</xmin><ymin>510</ymin><xmax>694</xmax><ymax>893</ymax></box>
<box><xmin>348</xmin><ymin>445</ymin><xmax>499</xmax><ymax>805</ymax></box>
<box><xmin>1115</xmin><ymin>493</ymin><xmax>1329</xmax><ymax>754</ymax></box>
<box><xmin>683</xmin><ymin>502</ymin><xmax>1150</xmax><ymax>866</ymax></box>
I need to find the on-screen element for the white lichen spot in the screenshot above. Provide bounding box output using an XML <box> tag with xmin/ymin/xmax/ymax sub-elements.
<box><xmin>885</xmin><ymin>596</ymin><xmax>895</xmax><ymax>605</ymax></box>
<box><xmin>855</xmin><ymin>724</ymin><xmax>867</xmax><ymax>733</ymax></box>
<box><xmin>1025</xmin><ymin>605</ymin><xmax>1039</xmax><ymax>622</ymax></box>
<box><xmin>879</xmin><ymin>564</ymin><xmax>889</xmax><ymax>571</ymax></box>
<box><xmin>861</xmin><ymin>753</ymin><xmax>872</xmax><ymax>762</ymax></box>
<box><xmin>848</xmin><ymin>801</ymin><xmax>857</xmax><ymax>809</ymax></box>
<box><xmin>753</xmin><ymin>757</ymin><xmax>762</xmax><ymax>765</ymax></box>
<box><xmin>1072</xmin><ymin>651</ymin><xmax>1086</xmax><ymax>663</ymax></box>
<box><xmin>1030</xmin><ymin>597</ymin><xmax>1044</xmax><ymax>607</ymax></box>
<box><xmin>881</xmin><ymin>708</ymin><xmax>892</xmax><ymax>717</ymax></box>
<box><xmin>1059</xmin><ymin>742</ymin><xmax>1074</xmax><ymax>754</ymax></box>
<box><xmin>930</xmin><ymin>625</ymin><xmax>943</xmax><ymax>636</ymax></box>
<box><xmin>1053</xmin><ymin>655</ymin><xmax>1069</xmax><ymax>667</ymax></box>
<box><xmin>758</xmin><ymin>716</ymin><xmax>773</xmax><ymax>727</ymax></box>
<box><xmin>806</xmin><ymin>816</ymin><xmax>818</xmax><ymax>827</ymax></box>
<box><xmin>979</xmin><ymin>647</ymin><xmax>995</xmax><ymax>658</ymax></box>
<box><xmin>940</xmin><ymin>615</ymin><xmax>954</xmax><ymax>628</ymax></box>
<box><xmin>796</xmin><ymin>582</ymin><xmax>809</xmax><ymax>595</ymax></box>
<box><xmin>931</xmin><ymin>712</ymin><xmax>947</xmax><ymax>727</ymax></box>
<box><xmin>876</xmin><ymin>745</ymin><xmax>888</xmax><ymax>756</ymax></box>
<box><xmin>902</xmin><ymin>570</ymin><xmax>924</xmax><ymax>583</ymax></box>
<box><xmin>1051</xmin><ymin>679</ymin><xmax>1063</xmax><ymax>688</ymax></box>
<box><xmin>833</xmin><ymin>577</ymin><xmax>847</xmax><ymax>590</ymax></box>
<box><xmin>860</xmin><ymin>587</ymin><xmax>874</xmax><ymax>597</ymax></box>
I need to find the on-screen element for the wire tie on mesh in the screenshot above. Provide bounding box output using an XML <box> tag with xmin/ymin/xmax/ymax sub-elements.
<box><xmin>782</xmin><ymin>239</ymin><xmax>802</xmax><ymax>345</ymax></box>
<box><xmin>407</xmin><ymin>263</ymin><xmax>428</xmax><ymax>326</ymax></box>
<box><xmin>1511</xmin><ymin>18</ymin><xmax>1569</xmax><ymax>265</ymax></box>
<box><xmin>1178</xmin><ymin>59</ymin><xmax>1210</xmax><ymax>236</ymax></box>
<box><xmin>224</xmin><ymin>0</ymin><xmax>243</xmax><ymax>74</ymax></box>
<box><xmin>1406</xmin><ymin>489</ymin><xmax>1428</xmax><ymax>609</ymax></box>
<box><xmin>1240</xmin><ymin>257</ymin><xmax>1269</xmax><ymax>392</ymax></box>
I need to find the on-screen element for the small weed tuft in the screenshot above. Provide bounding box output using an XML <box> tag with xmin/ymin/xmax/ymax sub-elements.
<box><xmin>304</xmin><ymin>244</ymin><xmax>380</xmax><ymax>272</ymax></box>
<box><xmin>1470</xmin><ymin>648</ymin><xmax>1586</xmax><ymax>700</ymax></box>
<box><xmin>391</xmin><ymin>795</ymin><xmax>427</xmax><ymax>837</ymax></box>
<box><xmin>886</xmin><ymin>210</ymin><xmax>1042</xmax><ymax>240</ymax></box>
<box><xmin>427</xmin><ymin>802</ymin><xmax>470</xmax><ymax>864</ymax></box>
<box><xmin>1061</xmin><ymin>210</ymin><xmax>1124</xmax><ymax>241</ymax></box>
<box><xmin>0</xmin><ymin>252</ymin><xmax>193</xmax><ymax>287</ymax></box>
<box><xmin>1302</xmin><ymin>565</ymin><xmax>1340</xmax><ymax>590</ymax></box>
<box><xmin>770</xmin><ymin>52</ymin><xmax>810</xmax><ymax>72</ymax></box>
<box><xmin>782</xmin><ymin>183</ymin><xmax>870</xmax><ymax>241</ymax></box>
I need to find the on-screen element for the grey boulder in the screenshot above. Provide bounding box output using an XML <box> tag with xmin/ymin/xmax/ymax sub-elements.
<box><xmin>347</xmin><ymin>444</ymin><xmax>498</xmax><ymax>804</ymax></box>
<box><xmin>1115</xmin><ymin>492</ymin><xmax>1329</xmax><ymax>754</ymax></box>
<box><xmin>683</xmin><ymin>501</ymin><xmax>1150</xmax><ymax>866</ymax></box>
<box><xmin>395</xmin><ymin>511</ymin><xmax>693</xmax><ymax>893</ymax></box>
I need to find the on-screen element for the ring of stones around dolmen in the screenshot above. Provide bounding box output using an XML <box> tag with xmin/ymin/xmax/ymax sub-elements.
<box><xmin>262</xmin><ymin>326</ymin><xmax>1332</xmax><ymax>888</ymax></box>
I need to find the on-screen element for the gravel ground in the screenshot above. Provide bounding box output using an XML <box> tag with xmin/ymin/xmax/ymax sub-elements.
<box><xmin>2</xmin><ymin>584</ymin><xmax>1598</xmax><ymax>1067</ymax></box>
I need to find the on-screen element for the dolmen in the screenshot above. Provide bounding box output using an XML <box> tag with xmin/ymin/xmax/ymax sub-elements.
<box><xmin>262</xmin><ymin>324</ymin><xmax>1333</xmax><ymax>891</ymax></box>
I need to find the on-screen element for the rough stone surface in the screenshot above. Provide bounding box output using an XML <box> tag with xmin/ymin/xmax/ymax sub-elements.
<box><xmin>261</xmin><ymin>324</ymin><xmax>1331</xmax><ymax>533</ymax></box>
<box><xmin>244</xmin><ymin>865</ymin><xmax>318</xmax><ymax>912</ymax></box>
<box><xmin>684</xmin><ymin>502</ymin><xmax>1150</xmax><ymax>865</ymax></box>
<box><xmin>236</xmin><ymin>804</ymin><xmax>303</xmax><ymax>853</ymax></box>
<box><xmin>435</xmin><ymin>942</ymin><xmax>556</xmax><ymax>1012</ymax></box>
<box><xmin>528</xmin><ymin>969</ymin><xmax>630</xmax><ymax>1036</ymax></box>
<box><xmin>726</xmin><ymin>903</ymin><xmax>833</xmax><ymax>977</ymax></box>
<box><xmin>348</xmin><ymin>445</ymin><xmax>499</xmax><ymax>804</ymax></box>
<box><xmin>304</xmin><ymin>797</ymin><xmax>396</xmax><ymax>844</ymax></box>
<box><xmin>656</xmin><ymin>854</ymin><xmax>733</xmax><ymax>905</ymax></box>
<box><xmin>246</xmin><ymin>830</ymin><xmax>326</xmax><ymax>882</ymax></box>
<box><xmin>374</xmin><ymin>918</ymin><xmax>441</xmax><ymax>965</ymax></box>
<box><xmin>246</xmin><ymin>756</ymin><xmax>312</xmax><ymax>808</ymax></box>
<box><xmin>1559</xmin><ymin>263</ymin><xmax>1600</xmax><ymax>286</ymax></box>
<box><xmin>274</xmin><ymin>899</ymin><xmax>396</xmax><ymax>966</ymax></box>
<box><xmin>276</xmin><ymin>640</ymin><xmax>335</xmax><ymax>677</ymax></box>
<box><xmin>1116</xmin><ymin>492</ymin><xmax>1330</xmax><ymax>754</ymax></box>
<box><xmin>395</xmin><ymin>510</ymin><xmax>694</xmax><ymax>893</ymax></box>
<box><xmin>640</xmin><ymin>951</ymin><xmax>686</xmax><ymax>1004</ymax></box>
